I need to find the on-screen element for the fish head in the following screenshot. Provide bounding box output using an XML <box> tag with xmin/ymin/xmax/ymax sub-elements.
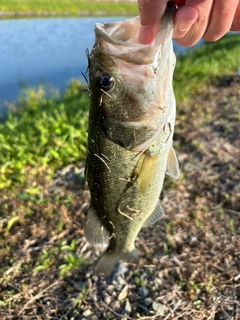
<box><xmin>88</xmin><ymin>3</ymin><xmax>176</xmax><ymax>151</ymax></box>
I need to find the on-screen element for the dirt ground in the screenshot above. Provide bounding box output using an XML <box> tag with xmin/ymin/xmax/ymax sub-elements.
<box><xmin>0</xmin><ymin>75</ymin><xmax>239</xmax><ymax>319</ymax></box>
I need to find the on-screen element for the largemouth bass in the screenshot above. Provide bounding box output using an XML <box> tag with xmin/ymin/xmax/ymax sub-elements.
<box><xmin>84</xmin><ymin>3</ymin><xmax>180</xmax><ymax>277</ymax></box>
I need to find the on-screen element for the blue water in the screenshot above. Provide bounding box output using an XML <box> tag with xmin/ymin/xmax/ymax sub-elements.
<box><xmin>0</xmin><ymin>16</ymin><xmax>201</xmax><ymax>116</ymax></box>
<box><xmin>0</xmin><ymin>17</ymin><xmax>121</xmax><ymax>107</ymax></box>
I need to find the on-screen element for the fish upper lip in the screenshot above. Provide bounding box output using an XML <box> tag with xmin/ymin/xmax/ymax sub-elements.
<box><xmin>94</xmin><ymin>19</ymin><xmax>150</xmax><ymax>48</ymax></box>
<box><xmin>94</xmin><ymin>4</ymin><xmax>175</xmax><ymax>66</ymax></box>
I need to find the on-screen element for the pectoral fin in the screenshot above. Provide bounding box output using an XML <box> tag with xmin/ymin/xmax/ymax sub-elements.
<box><xmin>143</xmin><ymin>202</ymin><xmax>165</xmax><ymax>227</ymax></box>
<box><xmin>166</xmin><ymin>145</ymin><xmax>180</xmax><ymax>179</ymax></box>
<box><xmin>138</xmin><ymin>150</ymin><xmax>159</xmax><ymax>196</ymax></box>
<box><xmin>84</xmin><ymin>205</ymin><xmax>110</xmax><ymax>249</ymax></box>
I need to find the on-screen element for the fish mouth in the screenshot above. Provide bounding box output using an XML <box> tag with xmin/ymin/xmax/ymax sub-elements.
<box><xmin>94</xmin><ymin>3</ymin><xmax>176</xmax><ymax>69</ymax></box>
<box><xmin>94</xmin><ymin>17</ymin><xmax>155</xmax><ymax>65</ymax></box>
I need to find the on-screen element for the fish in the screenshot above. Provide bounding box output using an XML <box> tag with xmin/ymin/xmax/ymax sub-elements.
<box><xmin>84</xmin><ymin>2</ymin><xmax>180</xmax><ymax>277</ymax></box>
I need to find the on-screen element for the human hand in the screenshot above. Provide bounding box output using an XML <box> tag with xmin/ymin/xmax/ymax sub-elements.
<box><xmin>138</xmin><ymin>0</ymin><xmax>240</xmax><ymax>47</ymax></box>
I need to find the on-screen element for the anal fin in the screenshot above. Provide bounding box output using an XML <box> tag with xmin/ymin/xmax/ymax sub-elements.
<box><xmin>143</xmin><ymin>202</ymin><xmax>165</xmax><ymax>227</ymax></box>
<box><xmin>84</xmin><ymin>205</ymin><xmax>110</xmax><ymax>249</ymax></box>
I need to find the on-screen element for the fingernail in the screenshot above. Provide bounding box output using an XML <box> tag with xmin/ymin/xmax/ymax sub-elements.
<box><xmin>138</xmin><ymin>25</ymin><xmax>154</xmax><ymax>44</ymax></box>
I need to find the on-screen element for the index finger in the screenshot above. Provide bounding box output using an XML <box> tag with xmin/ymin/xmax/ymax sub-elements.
<box><xmin>138</xmin><ymin>0</ymin><xmax>169</xmax><ymax>26</ymax></box>
<box><xmin>138</xmin><ymin>0</ymin><xmax>169</xmax><ymax>43</ymax></box>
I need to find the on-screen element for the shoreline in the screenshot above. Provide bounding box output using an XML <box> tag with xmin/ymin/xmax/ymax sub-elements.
<box><xmin>0</xmin><ymin>1</ymin><xmax>138</xmax><ymax>19</ymax></box>
<box><xmin>0</xmin><ymin>10</ymin><xmax>136</xmax><ymax>19</ymax></box>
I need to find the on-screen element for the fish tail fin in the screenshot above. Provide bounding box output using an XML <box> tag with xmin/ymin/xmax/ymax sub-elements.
<box><xmin>93</xmin><ymin>252</ymin><xmax>119</xmax><ymax>277</ymax></box>
<box><xmin>93</xmin><ymin>249</ymin><xmax>139</xmax><ymax>277</ymax></box>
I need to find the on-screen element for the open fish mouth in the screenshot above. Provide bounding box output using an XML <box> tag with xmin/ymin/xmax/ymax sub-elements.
<box><xmin>94</xmin><ymin>17</ymin><xmax>156</xmax><ymax>65</ymax></box>
<box><xmin>94</xmin><ymin>3</ymin><xmax>176</xmax><ymax>70</ymax></box>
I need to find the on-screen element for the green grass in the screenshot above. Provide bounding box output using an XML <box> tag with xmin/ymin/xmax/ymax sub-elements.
<box><xmin>0</xmin><ymin>33</ymin><xmax>239</xmax><ymax>190</ymax></box>
<box><xmin>0</xmin><ymin>0</ymin><xmax>138</xmax><ymax>16</ymax></box>
<box><xmin>0</xmin><ymin>80</ymin><xmax>89</xmax><ymax>189</ymax></box>
<box><xmin>174</xmin><ymin>33</ymin><xmax>240</xmax><ymax>103</ymax></box>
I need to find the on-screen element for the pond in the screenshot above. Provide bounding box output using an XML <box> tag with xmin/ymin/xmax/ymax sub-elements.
<box><xmin>0</xmin><ymin>16</ymin><xmax>201</xmax><ymax>116</ymax></box>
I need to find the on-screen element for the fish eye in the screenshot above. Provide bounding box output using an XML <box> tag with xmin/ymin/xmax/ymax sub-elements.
<box><xmin>96</xmin><ymin>73</ymin><xmax>114</xmax><ymax>92</ymax></box>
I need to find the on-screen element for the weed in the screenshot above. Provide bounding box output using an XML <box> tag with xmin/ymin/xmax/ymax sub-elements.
<box><xmin>34</xmin><ymin>248</ymin><xmax>58</xmax><ymax>272</ymax></box>
<box><xmin>73</xmin><ymin>285</ymin><xmax>89</xmax><ymax>310</ymax></box>
<box><xmin>60</xmin><ymin>239</ymin><xmax>78</xmax><ymax>252</ymax></box>
<box><xmin>194</xmin><ymin>218</ymin><xmax>202</xmax><ymax>230</ymax></box>
<box><xmin>6</xmin><ymin>215</ymin><xmax>21</xmax><ymax>232</ymax></box>
<box><xmin>179</xmin><ymin>278</ymin><xmax>186</xmax><ymax>289</ymax></box>
<box><xmin>207</xmin><ymin>274</ymin><xmax>213</xmax><ymax>293</ymax></box>
<box><xmin>189</xmin><ymin>281</ymin><xmax>203</xmax><ymax>295</ymax></box>
<box><xmin>192</xmin><ymin>299</ymin><xmax>202</xmax><ymax>310</ymax></box>
<box><xmin>59</xmin><ymin>253</ymin><xmax>91</xmax><ymax>277</ymax></box>
<box><xmin>133</xmin><ymin>277</ymin><xmax>148</xmax><ymax>288</ymax></box>
<box><xmin>228</xmin><ymin>219</ymin><xmax>236</xmax><ymax>235</ymax></box>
